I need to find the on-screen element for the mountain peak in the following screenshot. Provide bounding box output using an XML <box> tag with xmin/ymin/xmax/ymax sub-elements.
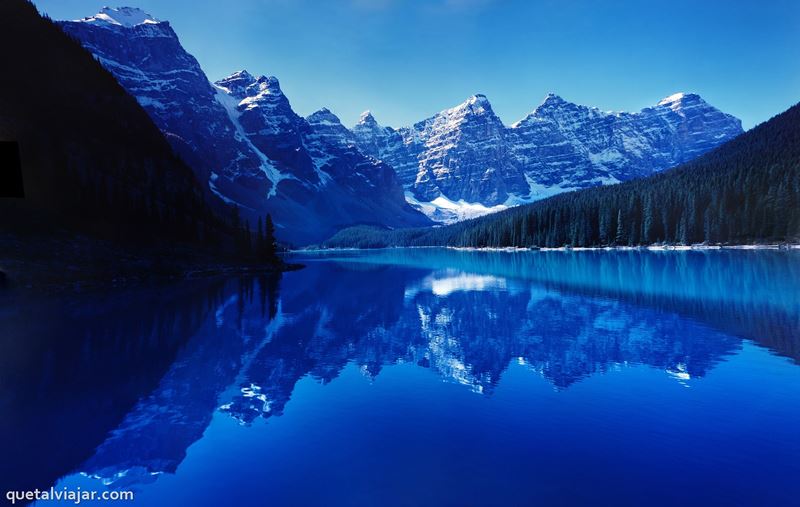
<box><xmin>522</xmin><ymin>93</ymin><xmax>571</xmax><ymax>120</ymax></box>
<box><xmin>468</xmin><ymin>94</ymin><xmax>490</xmax><ymax>106</ymax></box>
<box><xmin>658</xmin><ymin>92</ymin><xmax>686</xmax><ymax>104</ymax></box>
<box><xmin>214</xmin><ymin>72</ymin><xmax>281</xmax><ymax>97</ymax></box>
<box><xmin>77</xmin><ymin>6</ymin><xmax>160</xmax><ymax>27</ymax></box>
<box><xmin>358</xmin><ymin>110</ymin><xmax>379</xmax><ymax>126</ymax></box>
<box><xmin>255</xmin><ymin>75</ymin><xmax>282</xmax><ymax>94</ymax></box>
<box><xmin>229</xmin><ymin>69</ymin><xmax>254</xmax><ymax>81</ymax></box>
<box><xmin>307</xmin><ymin>108</ymin><xmax>342</xmax><ymax>126</ymax></box>
<box><xmin>657</xmin><ymin>92</ymin><xmax>704</xmax><ymax>109</ymax></box>
<box><xmin>450</xmin><ymin>94</ymin><xmax>492</xmax><ymax>116</ymax></box>
<box><xmin>540</xmin><ymin>92</ymin><xmax>567</xmax><ymax>107</ymax></box>
<box><xmin>214</xmin><ymin>70</ymin><xmax>258</xmax><ymax>97</ymax></box>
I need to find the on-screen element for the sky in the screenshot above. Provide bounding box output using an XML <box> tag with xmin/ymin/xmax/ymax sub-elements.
<box><xmin>35</xmin><ymin>0</ymin><xmax>800</xmax><ymax>129</ymax></box>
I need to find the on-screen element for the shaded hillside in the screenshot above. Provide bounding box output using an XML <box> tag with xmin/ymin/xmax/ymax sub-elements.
<box><xmin>325</xmin><ymin>102</ymin><xmax>800</xmax><ymax>249</ymax></box>
<box><xmin>0</xmin><ymin>0</ymin><xmax>227</xmax><ymax>249</ymax></box>
<box><xmin>57</xmin><ymin>8</ymin><xmax>431</xmax><ymax>246</ymax></box>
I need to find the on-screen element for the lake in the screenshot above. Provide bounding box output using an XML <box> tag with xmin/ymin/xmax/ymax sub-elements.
<box><xmin>3</xmin><ymin>248</ymin><xmax>800</xmax><ymax>506</ymax></box>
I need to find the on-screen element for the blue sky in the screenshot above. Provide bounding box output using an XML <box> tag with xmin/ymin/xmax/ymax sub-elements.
<box><xmin>36</xmin><ymin>0</ymin><xmax>799</xmax><ymax>129</ymax></box>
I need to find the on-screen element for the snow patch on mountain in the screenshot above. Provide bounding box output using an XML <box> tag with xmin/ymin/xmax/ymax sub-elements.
<box><xmin>59</xmin><ymin>9</ymin><xmax>431</xmax><ymax>245</ymax></box>
<box><xmin>352</xmin><ymin>92</ymin><xmax>743</xmax><ymax>220</ymax></box>
<box><xmin>405</xmin><ymin>192</ymin><xmax>510</xmax><ymax>224</ymax></box>
<box><xmin>657</xmin><ymin>92</ymin><xmax>687</xmax><ymax>109</ymax></box>
<box><xmin>212</xmin><ymin>85</ymin><xmax>292</xmax><ymax>198</ymax></box>
<box><xmin>75</xmin><ymin>6</ymin><xmax>160</xmax><ymax>27</ymax></box>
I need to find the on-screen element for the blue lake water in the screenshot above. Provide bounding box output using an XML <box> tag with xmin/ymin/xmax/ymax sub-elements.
<box><xmin>2</xmin><ymin>248</ymin><xmax>800</xmax><ymax>506</ymax></box>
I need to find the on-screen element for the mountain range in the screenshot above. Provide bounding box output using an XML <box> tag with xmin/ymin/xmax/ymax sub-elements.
<box><xmin>325</xmin><ymin>99</ymin><xmax>800</xmax><ymax>248</ymax></box>
<box><xmin>59</xmin><ymin>6</ymin><xmax>743</xmax><ymax>243</ymax></box>
<box><xmin>59</xmin><ymin>7</ymin><xmax>430</xmax><ymax>245</ymax></box>
<box><xmin>352</xmin><ymin>91</ymin><xmax>743</xmax><ymax>218</ymax></box>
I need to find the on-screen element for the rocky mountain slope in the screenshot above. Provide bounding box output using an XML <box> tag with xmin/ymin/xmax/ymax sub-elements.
<box><xmin>59</xmin><ymin>7</ymin><xmax>430</xmax><ymax>245</ymax></box>
<box><xmin>59</xmin><ymin>6</ymin><xmax>742</xmax><ymax>232</ymax></box>
<box><xmin>327</xmin><ymin>100</ymin><xmax>799</xmax><ymax>248</ymax></box>
<box><xmin>352</xmin><ymin>91</ymin><xmax>743</xmax><ymax>220</ymax></box>
<box><xmin>0</xmin><ymin>0</ymin><xmax>234</xmax><ymax>253</ymax></box>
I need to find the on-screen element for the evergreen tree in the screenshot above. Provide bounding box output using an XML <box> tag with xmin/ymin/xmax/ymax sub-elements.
<box><xmin>614</xmin><ymin>209</ymin><xmax>624</xmax><ymax>245</ymax></box>
<box><xmin>263</xmin><ymin>214</ymin><xmax>280</xmax><ymax>266</ymax></box>
<box><xmin>257</xmin><ymin>216</ymin><xmax>265</xmax><ymax>258</ymax></box>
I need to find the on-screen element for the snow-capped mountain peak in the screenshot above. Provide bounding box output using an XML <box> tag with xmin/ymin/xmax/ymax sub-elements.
<box><xmin>468</xmin><ymin>93</ymin><xmax>490</xmax><ymax>104</ymax></box>
<box><xmin>76</xmin><ymin>6</ymin><xmax>160</xmax><ymax>27</ymax></box>
<box><xmin>59</xmin><ymin>8</ymin><xmax>430</xmax><ymax>245</ymax></box>
<box><xmin>254</xmin><ymin>75</ymin><xmax>282</xmax><ymax>95</ymax></box>
<box><xmin>657</xmin><ymin>91</ymin><xmax>688</xmax><ymax>107</ymax></box>
<box><xmin>214</xmin><ymin>72</ymin><xmax>283</xmax><ymax>102</ymax></box>
<box><xmin>306</xmin><ymin>108</ymin><xmax>361</xmax><ymax>149</ymax></box>
<box><xmin>59</xmin><ymin>4</ymin><xmax>743</xmax><ymax>235</ymax></box>
<box><xmin>511</xmin><ymin>93</ymin><xmax>572</xmax><ymax>126</ymax></box>
<box><xmin>542</xmin><ymin>92</ymin><xmax>566</xmax><ymax>104</ymax></box>
<box><xmin>306</xmin><ymin>108</ymin><xmax>343</xmax><ymax>126</ymax></box>
<box><xmin>358</xmin><ymin>110</ymin><xmax>379</xmax><ymax>126</ymax></box>
<box><xmin>457</xmin><ymin>94</ymin><xmax>492</xmax><ymax>115</ymax></box>
<box><xmin>214</xmin><ymin>70</ymin><xmax>257</xmax><ymax>98</ymax></box>
<box><xmin>655</xmin><ymin>92</ymin><xmax>709</xmax><ymax>114</ymax></box>
<box><xmin>220</xmin><ymin>69</ymin><xmax>255</xmax><ymax>83</ymax></box>
<box><xmin>352</xmin><ymin>91</ymin><xmax>743</xmax><ymax>219</ymax></box>
<box><xmin>531</xmin><ymin>92</ymin><xmax>572</xmax><ymax>115</ymax></box>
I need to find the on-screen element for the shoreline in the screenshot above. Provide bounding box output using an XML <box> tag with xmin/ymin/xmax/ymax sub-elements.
<box><xmin>295</xmin><ymin>243</ymin><xmax>800</xmax><ymax>253</ymax></box>
<box><xmin>4</xmin><ymin>236</ymin><xmax>795</xmax><ymax>292</ymax></box>
<box><xmin>0</xmin><ymin>258</ymin><xmax>300</xmax><ymax>294</ymax></box>
<box><xmin>0</xmin><ymin>232</ymin><xmax>301</xmax><ymax>293</ymax></box>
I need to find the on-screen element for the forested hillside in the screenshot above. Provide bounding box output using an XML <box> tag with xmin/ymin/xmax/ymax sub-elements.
<box><xmin>0</xmin><ymin>0</ymin><xmax>279</xmax><ymax>266</ymax></box>
<box><xmin>324</xmin><ymin>102</ymin><xmax>800</xmax><ymax>249</ymax></box>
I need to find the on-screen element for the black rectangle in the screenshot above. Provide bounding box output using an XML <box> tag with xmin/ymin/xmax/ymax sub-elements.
<box><xmin>0</xmin><ymin>141</ymin><xmax>24</xmax><ymax>198</ymax></box>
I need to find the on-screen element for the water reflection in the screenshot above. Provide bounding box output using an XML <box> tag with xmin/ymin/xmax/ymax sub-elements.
<box><xmin>3</xmin><ymin>249</ymin><xmax>799</xmax><ymax>501</ymax></box>
<box><xmin>0</xmin><ymin>280</ymin><xmax>231</xmax><ymax>494</ymax></box>
<box><xmin>76</xmin><ymin>276</ymin><xmax>281</xmax><ymax>488</ymax></box>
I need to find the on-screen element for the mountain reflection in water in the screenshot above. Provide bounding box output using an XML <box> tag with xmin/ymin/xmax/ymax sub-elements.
<box><xmin>2</xmin><ymin>249</ymin><xmax>799</xmax><ymax>506</ymax></box>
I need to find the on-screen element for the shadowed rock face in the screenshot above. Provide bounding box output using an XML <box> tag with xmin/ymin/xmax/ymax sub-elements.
<box><xmin>58</xmin><ymin>8</ymin><xmax>430</xmax><ymax>245</ymax></box>
<box><xmin>510</xmin><ymin>92</ymin><xmax>743</xmax><ymax>185</ymax></box>
<box><xmin>58</xmin><ymin>10</ymin><xmax>269</xmax><ymax>203</ymax></box>
<box><xmin>410</xmin><ymin>95</ymin><xmax>529</xmax><ymax>204</ymax></box>
<box><xmin>352</xmin><ymin>96</ymin><xmax>529</xmax><ymax>205</ymax></box>
<box><xmin>352</xmin><ymin>92</ymin><xmax>743</xmax><ymax>207</ymax></box>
